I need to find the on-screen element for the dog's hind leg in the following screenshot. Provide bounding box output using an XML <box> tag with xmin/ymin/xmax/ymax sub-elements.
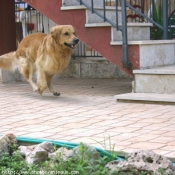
<box><xmin>19</xmin><ymin>57</ymin><xmax>38</xmax><ymax>92</ymax></box>
<box><xmin>46</xmin><ymin>74</ymin><xmax>60</xmax><ymax>96</ymax></box>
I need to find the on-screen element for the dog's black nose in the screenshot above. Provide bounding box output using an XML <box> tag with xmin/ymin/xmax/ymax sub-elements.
<box><xmin>73</xmin><ymin>38</ymin><xmax>79</xmax><ymax>44</ymax></box>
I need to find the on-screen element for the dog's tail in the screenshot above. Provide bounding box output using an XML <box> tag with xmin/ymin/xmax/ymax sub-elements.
<box><xmin>0</xmin><ymin>52</ymin><xmax>19</xmax><ymax>72</ymax></box>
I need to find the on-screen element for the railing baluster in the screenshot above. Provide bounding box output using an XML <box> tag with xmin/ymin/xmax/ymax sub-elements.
<box><xmin>91</xmin><ymin>0</ymin><xmax>94</xmax><ymax>13</ymax></box>
<box><xmin>163</xmin><ymin>0</ymin><xmax>168</xmax><ymax>39</ymax></box>
<box><xmin>152</xmin><ymin>0</ymin><xmax>154</xmax><ymax>19</ymax></box>
<box><xmin>80</xmin><ymin>0</ymin><xmax>82</xmax><ymax>5</ymax></box>
<box><xmin>121</xmin><ymin>0</ymin><xmax>129</xmax><ymax>68</ymax></box>
<box><xmin>103</xmin><ymin>0</ymin><xmax>106</xmax><ymax>22</ymax></box>
<box><xmin>116</xmin><ymin>0</ymin><xmax>119</xmax><ymax>30</ymax></box>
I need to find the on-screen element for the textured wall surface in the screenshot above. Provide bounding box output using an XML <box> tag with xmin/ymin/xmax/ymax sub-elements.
<box><xmin>56</xmin><ymin>58</ymin><xmax>131</xmax><ymax>79</ymax></box>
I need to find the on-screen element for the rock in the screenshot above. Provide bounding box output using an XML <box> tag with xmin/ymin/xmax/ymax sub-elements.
<box><xmin>26</xmin><ymin>147</ymin><xmax>48</xmax><ymax>164</ymax></box>
<box><xmin>35</xmin><ymin>141</ymin><xmax>54</xmax><ymax>153</ymax></box>
<box><xmin>106</xmin><ymin>150</ymin><xmax>175</xmax><ymax>175</ymax></box>
<box><xmin>72</xmin><ymin>143</ymin><xmax>101</xmax><ymax>165</ymax></box>
<box><xmin>18</xmin><ymin>145</ymin><xmax>35</xmax><ymax>157</ymax></box>
<box><xmin>49</xmin><ymin>147</ymin><xmax>73</xmax><ymax>161</ymax></box>
<box><xmin>49</xmin><ymin>143</ymin><xmax>102</xmax><ymax>164</ymax></box>
<box><xmin>0</xmin><ymin>133</ymin><xmax>17</xmax><ymax>156</ymax></box>
<box><xmin>25</xmin><ymin>142</ymin><xmax>53</xmax><ymax>164</ymax></box>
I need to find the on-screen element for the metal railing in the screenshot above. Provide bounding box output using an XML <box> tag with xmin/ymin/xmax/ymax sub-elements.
<box><xmin>15</xmin><ymin>1</ymin><xmax>102</xmax><ymax>59</ymax></box>
<box><xmin>78</xmin><ymin>0</ymin><xmax>175</xmax><ymax>68</ymax></box>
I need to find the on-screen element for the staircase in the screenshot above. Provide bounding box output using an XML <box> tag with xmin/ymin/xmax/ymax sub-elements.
<box><xmin>24</xmin><ymin>0</ymin><xmax>175</xmax><ymax>103</ymax></box>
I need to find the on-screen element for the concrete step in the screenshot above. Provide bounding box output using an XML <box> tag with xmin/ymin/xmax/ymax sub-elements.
<box><xmin>86</xmin><ymin>6</ymin><xmax>122</xmax><ymax>24</ymax></box>
<box><xmin>61</xmin><ymin>5</ymin><xmax>123</xmax><ymax>24</ymax></box>
<box><xmin>114</xmin><ymin>93</ymin><xmax>175</xmax><ymax>105</ymax></box>
<box><xmin>61</xmin><ymin>5</ymin><xmax>86</xmax><ymax>10</ymax></box>
<box><xmin>85</xmin><ymin>23</ymin><xmax>152</xmax><ymax>41</ymax></box>
<box><xmin>111</xmin><ymin>40</ymin><xmax>175</xmax><ymax>69</ymax></box>
<box><xmin>133</xmin><ymin>65</ymin><xmax>175</xmax><ymax>94</ymax></box>
<box><xmin>62</xmin><ymin>0</ymin><xmax>103</xmax><ymax>7</ymax></box>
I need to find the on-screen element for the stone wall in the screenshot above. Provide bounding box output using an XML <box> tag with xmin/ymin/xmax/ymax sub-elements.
<box><xmin>0</xmin><ymin>69</ymin><xmax>21</xmax><ymax>83</ymax></box>
<box><xmin>55</xmin><ymin>58</ymin><xmax>131</xmax><ymax>79</ymax></box>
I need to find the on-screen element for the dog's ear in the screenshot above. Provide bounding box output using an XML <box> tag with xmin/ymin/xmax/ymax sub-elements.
<box><xmin>72</xmin><ymin>26</ymin><xmax>78</xmax><ymax>37</ymax></box>
<box><xmin>50</xmin><ymin>26</ymin><xmax>61</xmax><ymax>41</ymax></box>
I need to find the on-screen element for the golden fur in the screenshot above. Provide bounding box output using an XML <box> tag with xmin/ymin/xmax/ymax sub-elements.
<box><xmin>0</xmin><ymin>25</ymin><xmax>79</xmax><ymax>96</ymax></box>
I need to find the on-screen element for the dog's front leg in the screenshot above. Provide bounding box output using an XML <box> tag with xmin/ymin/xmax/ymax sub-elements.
<box><xmin>37</xmin><ymin>68</ymin><xmax>48</xmax><ymax>95</ymax></box>
<box><xmin>48</xmin><ymin>82</ymin><xmax>60</xmax><ymax>96</ymax></box>
<box><xmin>46</xmin><ymin>74</ymin><xmax>60</xmax><ymax>96</ymax></box>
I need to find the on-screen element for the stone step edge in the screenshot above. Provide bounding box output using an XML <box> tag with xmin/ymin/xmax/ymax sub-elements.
<box><xmin>85</xmin><ymin>22</ymin><xmax>153</xmax><ymax>27</ymax></box>
<box><xmin>114</xmin><ymin>93</ymin><xmax>175</xmax><ymax>104</ymax></box>
<box><xmin>133</xmin><ymin>65</ymin><xmax>175</xmax><ymax>74</ymax></box>
<box><xmin>110</xmin><ymin>40</ymin><xmax>175</xmax><ymax>45</ymax></box>
<box><xmin>61</xmin><ymin>5</ymin><xmax>86</xmax><ymax>10</ymax></box>
<box><xmin>61</xmin><ymin>5</ymin><xmax>123</xmax><ymax>11</ymax></box>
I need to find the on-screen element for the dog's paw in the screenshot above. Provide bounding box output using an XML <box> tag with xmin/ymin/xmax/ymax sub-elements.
<box><xmin>33</xmin><ymin>86</ymin><xmax>39</xmax><ymax>92</ymax></box>
<box><xmin>34</xmin><ymin>87</ymin><xmax>43</xmax><ymax>95</ymax></box>
<box><xmin>53</xmin><ymin>92</ymin><xmax>60</xmax><ymax>96</ymax></box>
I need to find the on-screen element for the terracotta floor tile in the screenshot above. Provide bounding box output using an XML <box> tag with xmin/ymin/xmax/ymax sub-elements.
<box><xmin>128</xmin><ymin>141</ymin><xmax>165</xmax><ymax>150</ymax></box>
<box><xmin>127</xmin><ymin>137</ymin><xmax>153</xmax><ymax>143</ymax></box>
<box><xmin>148</xmin><ymin>149</ymin><xmax>171</xmax><ymax>156</ymax></box>
<box><xmin>167</xmin><ymin>141</ymin><xmax>175</xmax><ymax>146</ymax></box>
<box><xmin>139</xmin><ymin>133</ymin><xmax>160</xmax><ymax>140</ymax></box>
<box><xmin>164</xmin><ymin>151</ymin><xmax>175</xmax><ymax>162</ymax></box>
<box><xmin>107</xmin><ymin>127</ymin><xmax>140</xmax><ymax>133</ymax></box>
<box><xmin>121</xmin><ymin>148</ymin><xmax>140</xmax><ymax>153</ymax></box>
<box><xmin>161</xmin><ymin>146</ymin><xmax>175</xmax><ymax>151</ymax></box>
<box><xmin>22</xmin><ymin>132</ymin><xmax>56</xmax><ymax>139</ymax></box>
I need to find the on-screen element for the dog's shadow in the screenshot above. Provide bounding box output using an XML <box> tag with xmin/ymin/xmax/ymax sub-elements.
<box><xmin>25</xmin><ymin>92</ymin><xmax>89</xmax><ymax>105</ymax></box>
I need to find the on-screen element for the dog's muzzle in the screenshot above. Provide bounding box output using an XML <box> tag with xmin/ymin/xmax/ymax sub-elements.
<box><xmin>64</xmin><ymin>38</ymin><xmax>79</xmax><ymax>49</ymax></box>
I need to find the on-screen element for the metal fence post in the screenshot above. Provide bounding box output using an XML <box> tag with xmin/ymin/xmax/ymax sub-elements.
<box><xmin>120</xmin><ymin>0</ymin><xmax>130</xmax><ymax>68</ymax></box>
<box><xmin>163</xmin><ymin>0</ymin><xmax>168</xmax><ymax>39</ymax></box>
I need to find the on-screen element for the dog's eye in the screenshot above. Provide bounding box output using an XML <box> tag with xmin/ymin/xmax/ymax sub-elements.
<box><xmin>64</xmin><ymin>32</ymin><xmax>69</xmax><ymax>36</ymax></box>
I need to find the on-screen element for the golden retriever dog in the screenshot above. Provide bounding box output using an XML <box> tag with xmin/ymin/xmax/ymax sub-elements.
<box><xmin>0</xmin><ymin>25</ymin><xmax>79</xmax><ymax>96</ymax></box>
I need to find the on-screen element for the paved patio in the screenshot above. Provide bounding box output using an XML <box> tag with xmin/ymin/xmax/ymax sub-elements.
<box><xmin>0</xmin><ymin>78</ymin><xmax>175</xmax><ymax>161</ymax></box>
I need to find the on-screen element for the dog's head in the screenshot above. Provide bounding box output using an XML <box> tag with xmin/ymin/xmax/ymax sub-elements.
<box><xmin>50</xmin><ymin>25</ymin><xmax>79</xmax><ymax>49</ymax></box>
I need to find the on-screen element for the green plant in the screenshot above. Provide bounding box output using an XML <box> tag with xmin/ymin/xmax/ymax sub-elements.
<box><xmin>0</xmin><ymin>143</ymin><xmax>110</xmax><ymax>175</ymax></box>
<box><xmin>91</xmin><ymin>135</ymin><xmax>125</xmax><ymax>162</ymax></box>
<box><xmin>41</xmin><ymin>143</ymin><xmax>110</xmax><ymax>175</ymax></box>
<box><xmin>151</xmin><ymin>0</ymin><xmax>175</xmax><ymax>39</ymax></box>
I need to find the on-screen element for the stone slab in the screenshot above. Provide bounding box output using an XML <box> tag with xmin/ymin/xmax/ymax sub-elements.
<box><xmin>133</xmin><ymin>65</ymin><xmax>175</xmax><ymax>74</ymax></box>
<box><xmin>139</xmin><ymin>43</ymin><xmax>175</xmax><ymax>69</ymax></box>
<box><xmin>134</xmin><ymin>74</ymin><xmax>175</xmax><ymax>94</ymax></box>
<box><xmin>110</xmin><ymin>40</ymin><xmax>175</xmax><ymax>45</ymax></box>
<box><xmin>114</xmin><ymin>93</ymin><xmax>175</xmax><ymax>104</ymax></box>
<box><xmin>133</xmin><ymin>65</ymin><xmax>175</xmax><ymax>94</ymax></box>
<box><xmin>85</xmin><ymin>22</ymin><xmax>153</xmax><ymax>27</ymax></box>
<box><xmin>61</xmin><ymin>6</ymin><xmax>86</xmax><ymax>10</ymax></box>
